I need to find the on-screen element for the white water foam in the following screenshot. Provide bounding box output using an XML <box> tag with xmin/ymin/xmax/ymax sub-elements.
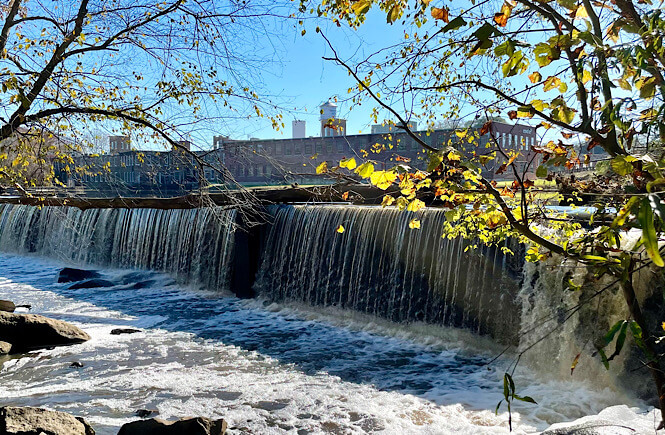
<box><xmin>0</xmin><ymin>254</ymin><xmax>653</xmax><ymax>434</ymax></box>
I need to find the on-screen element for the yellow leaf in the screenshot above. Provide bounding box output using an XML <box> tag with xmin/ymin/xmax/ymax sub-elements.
<box><xmin>395</xmin><ymin>196</ymin><xmax>409</xmax><ymax>211</ymax></box>
<box><xmin>336</xmin><ymin>224</ymin><xmax>345</xmax><ymax>233</ymax></box>
<box><xmin>409</xmin><ymin>219</ymin><xmax>421</xmax><ymax>229</ymax></box>
<box><xmin>543</xmin><ymin>76</ymin><xmax>562</xmax><ymax>92</ymax></box>
<box><xmin>351</xmin><ymin>0</ymin><xmax>371</xmax><ymax>15</ymax></box>
<box><xmin>381</xmin><ymin>195</ymin><xmax>395</xmax><ymax>207</ymax></box>
<box><xmin>528</xmin><ymin>71</ymin><xmax>542</xmax><ymax>84</ymax></box>
<box><xmin>340</xmin><ymin>157</ymin><xmax>357</xmax><ymax>170</ymax></box>
<box><xmin>355</xmin><ymin>161</ymin><xmax>375</xmax><ymax>178</ymax></box>
<box><xmin>407</xmin><ymin>199</ymin><xmax>426</xmax><ymax>212</ymax></box>
<box><xmin>316</xmin><ymin>161</ymin><xmax>328</xmax><ymax>174</ymax></box>
<box><xmin>447</xmin><ymin>150</ymin><xmax>462</xmax><ymax>161</ymax></box>
<box><xmin>581</xmin><ymin>70</ymin><xmax>592</xmax><ymax>84</ymax></box>
<box><xmin>370</xmin><ymin>170</ymin><xmax>397</xmax><ymax>190</ymax></box>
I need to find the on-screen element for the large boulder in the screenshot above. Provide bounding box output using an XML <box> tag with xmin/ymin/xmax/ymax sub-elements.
<box><xmin>0</xmin><ymin>312</ymin><xmax>90</xmax><ymax>352</ymax></box>
<box><xmin>57</xmin><ymin>268</ymin><xmax>101</xmax><ymax>283</ymax></box>
<box><xmin>117</xmin><ymin>417</ymin><xmax>227</xmax><ymax>435</ymax></box>
<box><xmin>69</xmin><ymin>279</ymin><xmax>115</xmax><ymax>290</ymax></box>
<box><xmin>0</xmin><ymin>406</ymin><xmax>95</xmax><ymax>435</ymax></box>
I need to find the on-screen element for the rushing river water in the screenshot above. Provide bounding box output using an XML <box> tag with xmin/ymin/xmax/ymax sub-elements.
<box><xmin>0</xmin><ymin>253</ymin><xmax>648</xmax><ymax>434</ymax></box>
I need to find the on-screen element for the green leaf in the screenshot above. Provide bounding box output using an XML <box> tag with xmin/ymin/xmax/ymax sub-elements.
<box><xmin>473</xmin><ymin>23</ymin><xmax>498</xmax><ymax>42</ymax></box>
<box><xmin>612</xmin><ymin>321</ymin><xmax>629</xmax><ymax>358</ymax></box>
<box><xmin>427</xmin><ymin>152</ymin><xmax>444</xmax><ymax>171</ymax></box>
<box><xmin>602</xmin><ymin>320</ymin><xmax>626</xmax><ymax>347</ymax></box>
<box><xmin>495</xmin><ymin>400</ymin><xmax>503</xmax><ymax>415</ymax></box>
<box><xmin>534</xmin><ymin>43</ymin><xmax>560</xmax><ymax>67</ymax></box>
<box><xmin>580</xmin><ymin>254</ymin><xmax>610</xmax><ymax>262</ymax></box>
<box><xmin>638</xmin><ymin>198</ymin><xmax>664</xmax><ymax>267</ymax></box>
<box><xmin>536</xmin><ymin>165</ymin><xmax>548</xmax><ymax>178</ymax></box>
<box><xmin>442</xmin><ymin>16</ymin><xmax>467</xmax><ymax>32</ymax></box>
<box><xmin>514</xmin><ymin>395</ymin><xmax>537</xmax><ymax>404</ymax></box>
<box><xmin>610</xmin><ymin>156</ymin><xmax>635</xmax><ymax>176</ymax></box>
<box><xmin>494</xmin><ymin>40</ymin><xmax>515</xmax><ymax>57</ymax></box>
<box><xmin>597</xmin><ymin>347</ymin><xmax>610</xmax><ymax>370</ymax></box>
<box><xmin>612</xmin><ymin>196</ymin><xmax>640</xmax><ymax>228</ymax></box>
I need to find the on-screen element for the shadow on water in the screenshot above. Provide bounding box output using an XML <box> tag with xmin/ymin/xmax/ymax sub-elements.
<box><xmin>2</xmin><ymin>257</ymin><xmax>502</xmax><ymax>409</ymax></box>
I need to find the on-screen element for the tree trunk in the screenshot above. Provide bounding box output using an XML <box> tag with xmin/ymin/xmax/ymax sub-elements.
<box><xmin>621</xmin><ymin>259</ymin><xmax>665</xmax><ymax>429</ymax></box>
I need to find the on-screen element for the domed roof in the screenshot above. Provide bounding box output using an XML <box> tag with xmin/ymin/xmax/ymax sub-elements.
<box><xmin>320</xmin><ymin>99</ymin><xmax>337</xmax><ymax>108</ymax></box>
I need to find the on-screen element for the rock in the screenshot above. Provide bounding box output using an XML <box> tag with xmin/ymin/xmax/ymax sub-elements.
<box><xmin>57</xmin><ymin>267</ymin><xmax>101</xmax><ymax>283</ymax></box>
<box><xmin>70</xmin><ymin>361</ymin><xmax>84</xmax><ymax>368</ymax></box>
<box><xmin>0</xmin><ymin>300</ymin><xmax>31</xmax><ymax>313</ymax></box>
<box><xmin>130</xmin><ymin>280</ymin><xmax>155</xmax><ymax>289</ymax></box>
<box><xmin>541</xmin><ymin>420</ymin><xmax>634</xmax><ymax>434</ymax></box>
<box><xmin>542</xmin><ymin>405</ymin><xmax>658</xmax><ymax>435</ymax></box>
<box><xmin>0</xmin><ymin>300</ymin><xmax>15</xmax><ymax>312</ymax></box>
<box><xmin>0</xmin><ymin>406</ymin><xmax>95</xmax><ymax>435</ymax></box>
<box><xmin>0</xmin><ymin>311</ymin><xmax>90</xmax><ymax>352</ymax></box>
<box><xmin>68</xmin><ymin>279</ymin><xmax>115</xmax><ymax>289</ymax></box>
<box><xmin>0</xmin><ymin>341</ymin><xmax>11</xmax><ymax>354</ymax></box>
<box><xmin>117</xmin><ymin>417</ymin><xmax>227</xmax><ymax>435</ymax></box>
<box><xmin>110</xmin><ymin>328</ymin><xmax>141</xmax><ymax>335</ymax></box>
<box><xmin>135</xmin><ymin>409</ymin><xmax>159</xmax><ymax>418</ymax></box>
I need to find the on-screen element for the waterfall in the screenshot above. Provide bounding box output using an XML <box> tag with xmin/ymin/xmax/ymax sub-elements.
<box><xmin>0</xmin><ymin>204</ymin><xmax>236</xmax><ymax>290</ymax></box>
<box><xmin>254</xmin><ymin>205</ymin><xmax>524</xmax><ymax>341</ymax></box>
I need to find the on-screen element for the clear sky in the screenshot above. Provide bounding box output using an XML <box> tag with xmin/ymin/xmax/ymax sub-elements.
<box><xmin>226</xmin><ymin>10</ymin><xmax>413</xmax><ymax>142</ymax></box>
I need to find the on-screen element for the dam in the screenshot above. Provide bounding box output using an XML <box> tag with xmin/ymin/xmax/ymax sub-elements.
<box><xmin>0</xmin><ymin>202</ymin><xmax>648</xmax><ymax>433</ymax></box>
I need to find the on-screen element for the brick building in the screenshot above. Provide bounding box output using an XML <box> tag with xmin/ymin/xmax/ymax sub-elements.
<box><xmin>58</xmin><ymin>121</ymin><xmax>537</xmax><ymax>194</ymax></box>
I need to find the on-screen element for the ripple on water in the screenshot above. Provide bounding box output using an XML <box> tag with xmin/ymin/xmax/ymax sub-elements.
<box><xmin>0</xmin><ymin>254</ymin><xmax>641</xmax><ymax>434</ymax></box>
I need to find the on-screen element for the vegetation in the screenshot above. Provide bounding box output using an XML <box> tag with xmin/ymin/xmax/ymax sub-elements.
<box><xmin>303</xmin><ymin>0</ymin><xmax>665</xmax><ymax>427</ymax></box>
<box><xmin>0</xmin><ymin>0</ymin><xmax>289</xmax><ymax>191</ymax></box>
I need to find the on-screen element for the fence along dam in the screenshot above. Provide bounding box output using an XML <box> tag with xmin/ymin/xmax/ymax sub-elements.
<box><xmin>0</xmin><ymin>202</ymin><xmax>648</xmax><ymax>433</ymax></box>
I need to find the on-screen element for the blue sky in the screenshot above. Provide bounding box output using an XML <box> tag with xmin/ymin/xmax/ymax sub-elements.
<box><xmin>229</xmin><ymin>10</ymin><xmax>412</xmax><ymax>141</ymax></box>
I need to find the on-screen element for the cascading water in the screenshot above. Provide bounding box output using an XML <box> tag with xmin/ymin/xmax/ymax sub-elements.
<box><xmin>0</xmin><ymin>202</ymin><xmax>654</xmax><ymax>432</ymax></box>
<box><xmin>254</xmin><ymin>205</ymin><xmax>524</xmax><ymax>341</ymax></box>
<box><xmin>0</xmin><ymin>204</ymin><xmax>236</xmax><ymax>290</ymax></box>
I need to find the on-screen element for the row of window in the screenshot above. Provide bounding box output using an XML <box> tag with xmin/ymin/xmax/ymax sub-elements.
<box><xmin>495</xmin><ymin>133</ymin><xmax>536</xmax><ymax>151</ymax></box>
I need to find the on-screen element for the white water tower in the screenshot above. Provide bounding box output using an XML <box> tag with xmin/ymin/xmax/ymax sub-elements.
<box><xmin>319</xmin><ymin>99</ymin><xmax>346</xmax><ymax>137</ymax></box>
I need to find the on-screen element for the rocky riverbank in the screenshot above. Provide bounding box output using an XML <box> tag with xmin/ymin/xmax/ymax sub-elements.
<box><xmin>0</xmin><ymin>268</ymin><xmax>231</xmax><ymax>435</ymax></box>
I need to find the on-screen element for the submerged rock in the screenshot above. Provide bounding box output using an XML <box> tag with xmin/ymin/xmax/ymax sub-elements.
<box><xmin>0</xmin><ymin>406</ymin><xmax>95</xmax><ymax>435</ymax></box>
<box><xmin>57</xmin><ymin>267</ymin><xmax>101</xmax><ymax>283</ymax></box>
<box><xmin>69</xmin><ymin>279</ymin><xmax>115</xmax><ymax>289</ymax></box>
<box><xmin>135</xmin><ymin>409</ymin><xmax>159</xmax><ymax>418</ymax></box>
<box><xmin>0</xmin><ymin>311</ymin><xmax>90</xmax><ymax>352</ymax></box>
<box><xmin>117</xmin><ymin>417</ymin><xmax>227</xmax><ymax>435</ymax></box>
<box><xmin>110</xmin><ymin>328</ymin><xmax>141</xmax><ymax>335</ymax></box>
